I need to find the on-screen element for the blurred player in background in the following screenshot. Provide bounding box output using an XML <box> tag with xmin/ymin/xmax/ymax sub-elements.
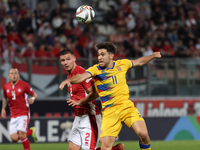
<box><xmin>59</xmin><ymin>49</ymin><xmax>124</xmax><ymax>150</ymax></box>
<box><xmin>60</xmin><ymin>42</ymin><xmax>161</xmax><ymax>150</ymax></box>
<box><xmin>1</xmin><ymin>68</ymin><xmax>38</xmax><ymax>150</ymax></box>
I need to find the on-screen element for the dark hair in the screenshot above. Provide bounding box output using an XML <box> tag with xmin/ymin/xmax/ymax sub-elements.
<box><xmin>59</xmin><ymin>48</ymin><xmax>74</xmax><ymax>56</ymax></box>
<box><xmin>96</xmin><ymin>42</ymin><xmax>116</xmax><ymax>54</ymax></box>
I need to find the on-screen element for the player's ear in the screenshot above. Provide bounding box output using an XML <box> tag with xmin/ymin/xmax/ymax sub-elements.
<box><xmin>110</xmin><ymin>53</ymin><xmax>114</xmax><ymax>59</ymax></box>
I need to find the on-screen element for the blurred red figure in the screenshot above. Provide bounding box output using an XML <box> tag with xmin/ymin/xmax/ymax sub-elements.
<box><xmin>22</xmin><ymin>42</ymin><xmax>35</xmax><ymax>58</ymax></box>
<box><xmin>1</xmin><ymin>68</ymin><xmax>38</xmax><ymax>150</ymax></box>
<box><xmin>7</xmin><ymin>30</ymin><xmax>22</xmax><ymax>46</ymax></box>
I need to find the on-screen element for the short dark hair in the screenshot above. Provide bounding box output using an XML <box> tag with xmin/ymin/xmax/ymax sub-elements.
<box><xmin>96</xmin><ymin>42</ymin><xmax>116</xmax><ymax>54</ymax></box>
<box><xmin>59</xmin><ymin>48</ymin><xmax>74</xmax><ymax>56</ymax></box>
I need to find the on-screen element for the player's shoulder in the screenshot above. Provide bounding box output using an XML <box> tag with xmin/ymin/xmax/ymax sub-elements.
<box><xmin>4</xmin><ymin>82</ymin><xmax>11</xmax><ymax>88</ymax></box>
<box><xmin>115</xmin><ymin>59</ymin><xmax>130</xmax><ymax>64</ymax></box>
<box><xmin>75</xmin><ymin>65</ymin><xmax>86</xmax><ymax>73</ymax></box>
<box><xmin>18</xmin><ymin>80</ymin><xmax>29</xmax><ymax>86</ymax></box>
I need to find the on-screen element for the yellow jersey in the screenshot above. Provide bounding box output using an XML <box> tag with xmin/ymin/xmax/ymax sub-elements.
<box><xmin>86</xmin><ymin>59</ymin><xmax>133</xmax><ymax>111</ymax></box>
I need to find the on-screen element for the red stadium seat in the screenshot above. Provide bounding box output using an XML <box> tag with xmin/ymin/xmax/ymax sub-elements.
<box><xmin>63</xmin><ymin>112</ymin><xmax>69</xmax><ymax>118</ymax></box>
<box><xmin>32</xmin><ymin>113</ymin><xmax>39</xmax><ymax>118</ymax></box>
<box><xmin>54</xmin><ymin>112</ymin><xmax>61</xmax><ymax>118</ymax></box>
<box><xmin>45</xmin><ymin>113</ymin><xmax>53</xmax><ymax>118</ymax></box>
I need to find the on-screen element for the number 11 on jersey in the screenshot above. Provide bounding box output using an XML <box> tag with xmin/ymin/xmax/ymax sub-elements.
<box><xmin>112</xmin><ymin>75</ymin><xmax>117</xmax><ymax>84</ymax></box>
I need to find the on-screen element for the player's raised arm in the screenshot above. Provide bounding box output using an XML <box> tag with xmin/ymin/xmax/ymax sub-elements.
<box><xmin>67</xmin><ymin>83</ymin><xmax>99</xmax><ymax>107</ymax></box>
<box><xmin>59</xmin><ymin>72</ymin><xmax>92</xmax><ymax>90</ymax></box>
<box><xmin>131</xmin><ymin>52</ymin><xmax>161</xmax><ymax>67</ymax></box>
<box><xmin>1</xmin><ymin>97</ymin><xmax>8</xmax><ymax>118</ymax></box>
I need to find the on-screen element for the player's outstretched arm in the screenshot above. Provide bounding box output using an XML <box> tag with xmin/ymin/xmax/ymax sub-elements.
<box><xmin>131</xmin><ymin>52</ymin><xmax>161</xmax><ymax>67</ymax></box>
<box><xmin>28</xmin><ymin>93</ymin><xmax>37</xmax><ymax>104</ymax></box>
<box><xmin>1</xmin><ymin>97</ymin><xmax>8</xmax><ymax>118</ymax></box>
<box><xmin>59</xmin><ymin>72</ymin><xmax>91</xmax><ymax>90</ymax></box>
<box><xmin>67</xmin><ymin>84</ymin><xmax>99</xmax><ymax>107</ymax></box>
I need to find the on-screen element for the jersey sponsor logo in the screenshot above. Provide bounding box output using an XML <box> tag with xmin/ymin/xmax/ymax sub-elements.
<box><xmin>85</xmin><ymin>78</ymin><xmax>92</xmax><ymax>83</ymax></box>
<box><xmin>116</xmin><ymin>66</ymin><xmax>122</xmax><ymax>71</ymax></box>
<box><xmin>7</xmin><ymin>89</ymin><xmax>10</xmax><ymax>93</ymax></box>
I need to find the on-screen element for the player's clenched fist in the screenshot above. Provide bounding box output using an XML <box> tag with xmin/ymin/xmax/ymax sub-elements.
<box><xmin>59</xmin><ymin>80</ymin><xmax>71</xmax><ymax>90</ymax></box>
<box><xmin>153</xmin><ymin>52</ymin><xmax>161</xmax><ymax>58</ymax></box>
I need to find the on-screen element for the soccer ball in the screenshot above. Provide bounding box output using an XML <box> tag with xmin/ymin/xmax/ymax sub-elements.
<box><xmin>76</xmin><ymin>5</ymin><xmax>95</xmax><ymax>24</ymax></box>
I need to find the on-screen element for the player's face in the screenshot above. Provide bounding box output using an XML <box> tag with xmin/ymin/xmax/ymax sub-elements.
<box><xmin>98</xmin><ymin>49</ymin><xmax>114</xmax><ymax>68</ymax></box>
<box><xmin>8</xmin><ymin>69</ymin><xmax>19</xmax><ymax>82</ymax></box>
<box><xmin>60</xmin><ymin>53</ymin><xmax>76</xmax><ymax>72</ymax></box>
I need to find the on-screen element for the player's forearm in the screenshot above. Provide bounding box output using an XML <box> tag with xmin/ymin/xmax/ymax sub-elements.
<box><xmin>68</xmin><ymin>74</ymin><xmax>86</xmax><ymax>84</ymax></box>
<box><xmin>132</xmin><ymin>53</ymin><xmax>157</xmax><ymax>66</ymax></box>
<box><xmin>79</xmin><ymin>91</ymin><xmax>99</xmax><ymax>105</ymax></box>
<box><xmin>2</xmin><ymin>97</ymin><xmax>8</xmax><ymax>109</ymax></box>
<box><xmin>32</xmin><ymin>93</ymin><xmax>37</xmax><ymax>101</ymax></box>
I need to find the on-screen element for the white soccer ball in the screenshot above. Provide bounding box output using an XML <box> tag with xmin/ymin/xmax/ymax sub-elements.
<box><xmin>76</xmin><ymin>5</ymin><xmax>95</xmax><ymax>24</ymax></box>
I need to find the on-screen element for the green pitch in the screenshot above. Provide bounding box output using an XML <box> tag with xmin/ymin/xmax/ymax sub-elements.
<box><xmin>0</xmin><ymin>140</ymin><xmax>200</xmax><ymax>150</ymax></box>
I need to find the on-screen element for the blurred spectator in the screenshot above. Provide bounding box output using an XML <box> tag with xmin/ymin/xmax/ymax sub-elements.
<box><xmin>50</xmin><ymin>4</ymin><xmax>61</xmax><ymax>21</ymax></box>
<box><xmin>52</xmin><ymin>41</ymin><xmax>62</xmax><ymax>57</ymax></box>
<box><xmin>115</xmin><ymin>11</ymin><xmax>127</xmax><ymax>32</ymax></box>
<box><xmin>34</xmin><ymin>3</ymin><xmax>45</xmax><ymax>19</ymax></box>
<box><xmin>0</xmin><ymin>21</ymin><xmax>7</xmax><ymax>36</ymax></box>
<box><xmin>52</xmin><ymin>14</ymin><xmax>63</xmax><ymax>29</ymax></box>
<box><xmin>142</xmin><ymin>43</ymin><xmax>154</xmax><ymax>57</ymax></box>
<box><xmin>0</xmin><ymin>2</ymin><xmax>7</xmax><ymax>19</ymax></box>
<box><xmin>8</xmin><ymin>5</ymin><xmax>18</xmax><ymax>16</ymax></box>
<box><xmin>35</xmin><ymin>44</ymin><xmax>47</xmax><ymax>58</ymax></box>
<box><xmin>115</xmin><ymin>44</ymin><xmax>127</xmax><ymax>58</ymax></box>
<box><xmin>131</xmin><ymin>0</ymin><xmax>140</xmax><ymax>16</ymax></box>
<box><xmin>18</xmin><ymin>3</ymin><xmax>28</xmax><ymax>17</ymax></box>
<box><xmin>22</xmin><ymin>42</ymin><xmax>35</xmax><ymax>58</ymax></box>
<box><xmin>38</xmin><ymin>22</ymin><xmax>53</xmax><ymax>37</ymax></box>
<box><xmin>18</xmin><ymin>13</ymin><xmax>32</xmax><ymax>33</ymax></box>
<box><xmin>7</xmin><ymin>29</ymin><xmax>22</xmax><ymax>47</ymax></box>
<box><xmin>162</xmin><ymin>40</ymin><xmax>174</xmax><ymax>57</ymax></box>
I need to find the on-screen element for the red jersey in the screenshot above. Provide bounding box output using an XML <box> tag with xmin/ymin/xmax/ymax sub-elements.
<box><xmin>67</xmin><ymin>65</ymin><xmax>100</xmax><ymax>116</ymax></box>
<box><xmin>3</xmin><ymin>80</ymin><xmax>34</xmax><ymax>118</ymax></box>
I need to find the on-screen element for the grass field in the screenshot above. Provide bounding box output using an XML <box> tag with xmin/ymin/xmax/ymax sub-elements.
<box><xmin>0</xmin><ymin>140</ymin><xmax>200</xmax><ymax>150</ymax></box>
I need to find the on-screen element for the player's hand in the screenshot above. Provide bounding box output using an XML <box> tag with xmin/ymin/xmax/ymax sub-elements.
<box><xmin>153</xmin><ymin>52</ymin><xmax>161</xmax><ymax>58</ymax></box>
<box><xmin>67</xmin><ymin>98</ymin><xmax>80</xmax><ymax>107</ymax></box>
<box><xmin>28</xmin><ymin>97</ymin><xmax>35</xmax><ymax>104</ymax></box>
<box><xmin>59</xmin><ymin>80</ymin><xmax>71</xmax><ymax>90</ymax></box>
<box><xmin>1</xmin><ymin>109</ymin><xmax>7</xmax><ymax>118</ymax></box>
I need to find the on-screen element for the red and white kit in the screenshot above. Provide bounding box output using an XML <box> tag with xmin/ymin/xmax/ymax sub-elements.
<box><xmin>3</xmin><ymin>80</ymin><xmax>34</xmax><ymax>135</ymax></box>
<box><xmin>67</xmin><ymin>65</ymin><xmax>101</xmax><ymax>150</ymax></box>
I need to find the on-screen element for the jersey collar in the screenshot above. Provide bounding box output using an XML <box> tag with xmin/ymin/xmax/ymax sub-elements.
<box><xmin>97</xmin><ymin>62</ymin><xmax>115</xmax><ymax>70</ymax></box>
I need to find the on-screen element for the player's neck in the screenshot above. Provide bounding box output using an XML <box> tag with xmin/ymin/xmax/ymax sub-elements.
<box><xmin>67</xmin><ymin>64</ymin><xmax>77</xmax><ymax>75</ymax></box>
<box><xmin>10</xmin><ymin>80</ymin><xmax>19</xmax><ymax>86</ymax></box>
<box><xmin>106</xmin><ymin>60</ymin><xmax>114</xmax><ymax>69</ymax></box>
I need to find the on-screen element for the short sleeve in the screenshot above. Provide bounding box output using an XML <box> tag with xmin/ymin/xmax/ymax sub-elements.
<box><xmin>82</xmin><ymin>77</ymin><xmax>94</xmax><ymax>90</ymax></box>
<box><xmin>85</xmin><ymin>65</ymin><xmax>97</xmax><ymax>77</ymax></box>
<box><xmin>122</xmin><ymin>59</ymin><xmax>133</xmax><ymax>70</ymax></box>
<box><xmin>3</xmin><ymin>86</ymin><xmax>7</xmax><ymax>98</ymax></box>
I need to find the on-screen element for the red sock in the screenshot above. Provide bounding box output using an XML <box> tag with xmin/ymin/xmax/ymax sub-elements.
<box><xmin>27</xmin><ymin>129</ymin><xmax>33</xmax><ymax>136</ymax></box>
<box><xmin>21</xmin><ymin>137</ymin><xmax>30</xmax><ymax>150</ymax></box>
<box><xmin>96</xmin><ymin>146</ymin><xmax>116</xmax><ymax>150</ymax></box>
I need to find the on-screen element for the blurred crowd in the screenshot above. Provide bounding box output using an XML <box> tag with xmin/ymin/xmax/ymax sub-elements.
<box><xmin>1</xmin><ymin>0</ymin><xmax>200</xmax><ymax>65</ymax></box>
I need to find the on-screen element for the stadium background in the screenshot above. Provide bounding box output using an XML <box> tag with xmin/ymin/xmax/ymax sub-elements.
<box><xmin>0</xmin><ymin>0</ymin><xmax>200</xmax><ymax>144</ymax></box>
